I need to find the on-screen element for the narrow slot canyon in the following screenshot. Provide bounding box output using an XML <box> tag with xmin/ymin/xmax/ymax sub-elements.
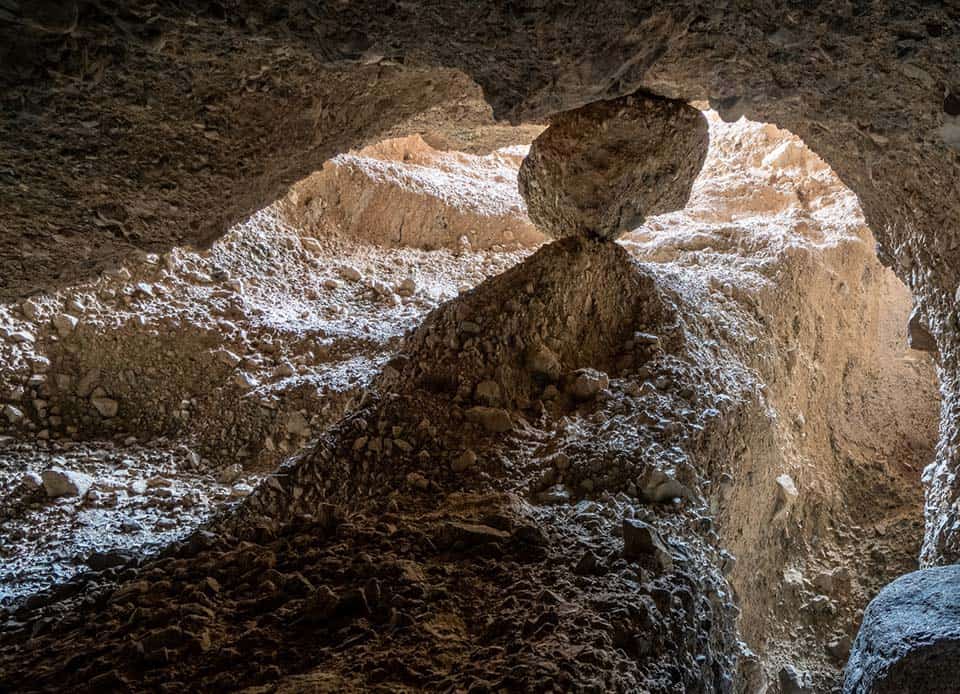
<box><xmin>1</xmin><ymin>4</ymin><xmax>959</xmax><ymax>693</ymax></box>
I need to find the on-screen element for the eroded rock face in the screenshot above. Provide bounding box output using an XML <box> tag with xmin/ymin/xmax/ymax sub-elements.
<box><xmin>517</xmin><ymin>93</ymin><xmax>708</xmax><ymax>239</ymax></box>
<box><xmin>908</xmin><ymin>306</ymin><xmax>938</xmax><ymax>353</ymax></box>
<box><xmin>284</xmin><ymin>134</ymin><xmax>545</xmax><ymax>250</ymax></box>
<box><xmin>844</xmin><ymin>566</ymin><xmax>960</xmax><ymax>694</ymax></box>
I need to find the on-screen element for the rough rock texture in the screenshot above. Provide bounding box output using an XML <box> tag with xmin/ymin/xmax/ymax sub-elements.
<box><xmin>0</xmin><ymin>148</ymin><xmax>541</xmax><ymax>601</ymax></box>
<box><xmin>517</xmin><ymin>93</ymin><xmax>708</xmax><ymax>239</ymax></box>
<box><xmin>0</xmin><ymin>106</ymin><xmax>941</xmax><ymax>692</ymax></box>
<box><xmin>908</xmin><ymin>306</ymin><xmax>938</xmax><ymax>353</ymax></box>
<box><xmin>0</xmin><ymin>130</ymin><xmax>544</xmax><ymax>465</ymax></box>
<box><xmin>626</xmin><ymin>113</ymin><xmax>940</xmax><ymax>689</ymax></box>
<box><xmin>40</xmin><ymin>468</ymin><xmax>92</xmax><ymax>499</ymax></box>
<box><xmin>844</xmin><ymin>566</ymin><xmax>960</xmax><ymax>694</ymax></box>
<box><xmin>3</xmin><ymin>3</ymin><xmax>959</xmax><ymax>574</ymax></box>
<box><xmin>0</xmin><ymin>237</ymin><xmax>747</xmax><ymax>692</ymax></box>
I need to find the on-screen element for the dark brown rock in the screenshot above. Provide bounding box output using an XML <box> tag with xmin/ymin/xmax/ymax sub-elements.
<box><xmin>845</xmin><ymin>566</ymin><xmax>960</xmax><ymax>693</ymax></box>
<box><xmin>622</xmin><ymin>518</ymin><xmax>673</xmax><ymax>571</ymax></box>
<box><xmin>908</xmin><ymin>306</ymin><xmax>937</xmax><ymax>353</ymax></box>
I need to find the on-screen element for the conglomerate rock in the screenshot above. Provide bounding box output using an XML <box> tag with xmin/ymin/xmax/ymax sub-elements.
<box><xmin>4</xmin><ymin>4</ymin><xmax>960</xmax><ymax>574</ymax></box>
<box><xmin>517</xmin><ymin>93</ymin><xmax>708</xmax><ymax>239</ymax></box>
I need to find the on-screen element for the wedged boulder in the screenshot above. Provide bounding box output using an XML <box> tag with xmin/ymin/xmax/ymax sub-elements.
<box><xmin>844</xmin><ymin>565</ymin><xmax>960</xmax><ymax>693</ymax></box>
<box><xmin>517</xmin><ymin>93</ymin><xmax>708</xmax><ymax>240</ymax></box>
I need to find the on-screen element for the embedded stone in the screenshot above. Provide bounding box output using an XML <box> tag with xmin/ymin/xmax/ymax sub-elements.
<box><xmin>41</xmin><ymin>468</ymin><xmax>93</xmax><ymax>498</ymax></box>
<box><xmin>91</xmin><ymin>397</ymin><xmax>119</xmax><ymax>418</ymax></box>
<box><xmin>568</xmin><ymin>368</ymin><xmax>609</xmax><ymax>400</ymax></box>
<box><xmin>464</xmin><ymin>406</ymin><xmax>513</xmax><ymax>432</ymax></box>
<box><xmin>907</xmin><ymin>306</ymin><xmax>937</xmax><ymax>353</ymax></box>
<box><xmin>622</xmin><ymin>517</ymin><xmax>673</xmax><ymax>570</ymax></box>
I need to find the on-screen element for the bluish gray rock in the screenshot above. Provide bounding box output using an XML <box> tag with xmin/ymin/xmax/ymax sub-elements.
<box><xmin>844</xmin><ymin>565</ymin><xmax>960</xmax><ymax>693</ymax></box>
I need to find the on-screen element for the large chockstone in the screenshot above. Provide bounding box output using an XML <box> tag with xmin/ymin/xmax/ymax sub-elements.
<box><xmin>517</xmin><ymin>92</ymin><xmax>708</xmax><ymax>240</ymax></box>
<box><xmin>844</xmin><ymin>566</ymin><xmax>960</xmax><ymax>693</ymax></box>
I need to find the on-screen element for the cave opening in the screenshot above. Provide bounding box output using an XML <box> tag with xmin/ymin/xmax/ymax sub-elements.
<box><xmin>621</xmin><ymin>111</ymin><xmax>941</xmax><ymax>689</ymax></box>
<box><xmin>0</xmin><ymin>107</ymin><xmax>941</xmax><ymax>691</ymax></box>
<box><xmin>3</xmin><ymin>1</ymin><xmax>960</xmax><ymax>690</ymax></box>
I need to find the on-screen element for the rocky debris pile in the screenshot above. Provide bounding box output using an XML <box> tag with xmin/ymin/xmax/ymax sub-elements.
<box><xmin>284</xmin><ymin>134</ymin><xmax>545</xmax><ymax>251</ymax></box>
<box><xmin>0</xmin><ymin>439</ymin><xmax>262</xmax><ymax>603</ymax></box>
<box><xmin>0</xmin><ymin>125</ymin><xmax>546</xmax><ymax>606</ymax></box>
<box><xmin>222</xmin><ymin>233</ymin><xmax>738</xmax><ymax>540</ymax></box>
<box><xmin>378</xmin><ymin>235</ymin><xmax>678</xmax><ymax>414</ymax></box>
<box><xmin>0</xmin><ymin>190</ymin><xmax>536</xmax><ymax>467</ymax></box>
<box><xmin>0</xmin><ymin>491</ymin><xmax>738</xmax><ymax>692</ymax></box>
<box><xmin>844</xmin><ymin>565</ymin><xmax>960</xmax><ymax>693</ymax></box>
<box><xmin>0</xmin><ymin>208</ymin><xmax>539</xmax><ymax>604</ymax></box>
<box><xmin>517</xmin><ymin>93</ymin><xmax>708</xmax><ymax>240</ymax></box>
<box><xmin>0</xmin><ymin>228</ymin><xmax>356</xmax><ymax>470</ymax></box>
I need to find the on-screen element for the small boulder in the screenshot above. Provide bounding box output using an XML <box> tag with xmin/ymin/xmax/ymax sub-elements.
<box><xmin>20</xmin><ymin>298</ymin><xmax>40</xmax><ymax>319</ymax></box>
<box><xmin>215</xmin><ymin>348</ymin><xmax>242</xmax><ymax>367</ymax></box>
<box><xmin>218</xmin><ymin>464</ymin><xmax>243</xmax><ymax>485</ymax></box>
<box><xmin>907</xmin><ymin>306</ymin><xmax>937</xmax><ymax>353</ymax></box>
<box><xmin>41</xmin><ymin>468</ymin><xmax>93</xmax><ymax>499</ymax></box>
<box><xmin>287</xmin><ymin>411</ymin><xmax>311</xmax><ymax>438</ymax></box>
<box><xmin>641</xmin><ymin>468</ymin><xmax>691</xmax><ymax>503</ymax></box>
<box><xmin>774</xmin><ymin>473</ymin><xmax>799</xmax><ymax>518</ymax></box>
<box><xmin>779</xmin><ymin>665</ymin><xmax>813</xmax><ymax>694</ymax></box>
<box><xmin>525</xmin><ymin>343</ymin><xmax>562</xmax><ymax>381</ymax></box>
<box><xmin>9</xmin><ymin>330</ymin><xmax>36</xmax><ymax>344</ymax></box>
<box><xmin>827</xmin><ymin>634</ymin><xmax>852</xmax><ymax>663</ymax></box>
<box><xmin>844</xmin><ymin>566</ymin><xmax>960</xmax><ymax>693</ymax></box>
<box><xmin>3</xmin><ymin>404</ymin><xmax>24</xmax><ymax>425</ymax></box>
<box><xmin>91</xmin><ymin>397</ymin><xmax>119</xmax><ymax>418</ymax></box>
<box><xmin>443</xmin><ymin>521</ymin><xmax>510</xmax><ymax>547</ymax></box>
<box><xmin>338</xmin><ymin>265</ymin><xmax>362</xmax><ymax>282</ymax></box>
<box><xmin>464</xmin><ymin>406</ymin><xmax>513</xmax><ymax>433</ymax></box>
<box><xmin>21</xmin><ymin>471</ymin><xmax>42</xmax><ymax>491</ymax></box>
<box><xmin>233</xmin><ymin>371</ymin><xmax>259</xmax><ymax>390</ymax></box>
<box><xmin>87</xmin><ymin>549</ymin><xmax>134</xmax><ymax>571</ymax></box>
<box><xmin>451</xmin><ymin>449</ymin><xmax>477</xmax><ymax>472</ymax></box>
<box><xmin>568</xmin><ymin>368</ymin><xmax>610</xmax><ymax>401</ymax></box>
<box><xmin>396</xmin><ymin>277</ymin><xmax>417</xmax><ymax>297</ymax></box>
<box><xmin>474</xmin><ymin>380</ymin><xmax>501</xmax><ymax>406</ymax></box>
<box><xmin>230</xmin><ymin>482</ymin><xmax>254</xmax><ymax>498</ymax></box>
<box><xmin>406</xmin><ymin>472</ymin><xmax>430</xmax><ymax>490</ymax></box>
<box><xmin>622</xmin><ymin>518</ymin><xmax>673</xmax><ymax>570</ymax></box>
